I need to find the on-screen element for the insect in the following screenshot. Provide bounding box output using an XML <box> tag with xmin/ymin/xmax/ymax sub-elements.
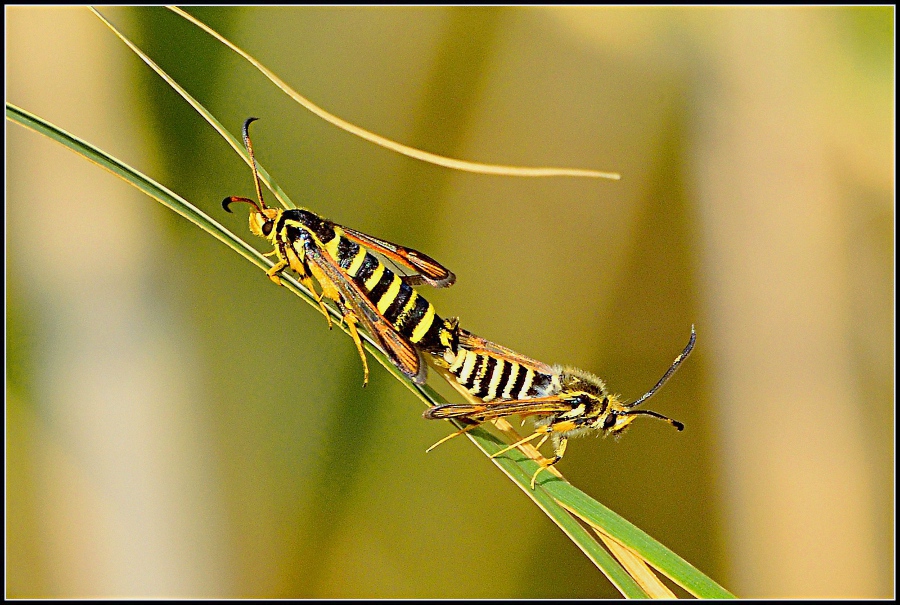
<box><xmin>223</xmin><ymin>118</ymin><xmax>459</xmax><ymax>385</ymax></box>
<box><xmin>425</xmin><ymin>326</ymin><xmax>695</xmax><ymax>488</ymax></box>
<box><xmin>225</xmin><ymin>117</ymin><xmax>693</xmax><ymax>489</ymax></box>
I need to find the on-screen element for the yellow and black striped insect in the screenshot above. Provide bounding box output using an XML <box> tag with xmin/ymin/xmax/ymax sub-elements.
<box><xmin>425</xmin><ymin>326</ymin><xmax>695</xmax><ymax>488</ymax></box>
<box><xmin>224</xmin><ymin>118</ymin><xmax>458</xmax><ymax>385</ymax></box>
<box><xmin>225</xmin><ymin>116</ymin><xmax>692</xmax><ymax>488</ymax></box>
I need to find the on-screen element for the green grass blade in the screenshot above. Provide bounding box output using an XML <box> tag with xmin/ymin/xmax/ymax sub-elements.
<box><xmin>448</xmin><ymin>421</ymin><xmax>650</xmax><ymax>598</ymax></box>
<box><xmin>88</xmin><ymin>7</ymin><xmax>295</xmax><ymax>211</ymax></box>
<box><xmin>547</xmin><ymin>480</ymin><xmax>736</xmax><ymax>598</ymax></box>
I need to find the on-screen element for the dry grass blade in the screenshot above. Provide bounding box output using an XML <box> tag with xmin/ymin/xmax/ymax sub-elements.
<box><xmin>594</xmin><ymin>529</ymin><xmax>677</xmax><ymax>598</ymax></box>
<box><xmin>166</xmin><ymin>5</ymin><xmax>621</xmax><ymax>181</ymax></box>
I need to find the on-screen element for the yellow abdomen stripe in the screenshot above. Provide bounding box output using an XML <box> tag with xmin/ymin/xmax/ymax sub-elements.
<box><xmin>377</xmin><ymin>274</ymin><xmax>402</xmax><ymax>314</ymax></box>
<box><xmin>346</xmin><ymin>245</ymin><xmax>367</xmax><ymax>277</ymax></box>
<box><xmin>410</xmin><ymin>303</ymin><xmax>435</xmax><ymax>343</ymax></box>
<box><xmin>502</xmin><ymin>363</ymin><xmax>521</xmax><ymax>399</ymax></box>
<box><xmin>364</xmin><ymin>263</ymin><xmax>385</xmax><ymax>292</ymax></box>
<box><xmin>324</xmin><ymin>234</ymin><xmax>341</xmax><ymax>259</ymax></box>
<box><xmin>485</xmin><ymin>359</ymin><xmax>506</xmax><ymax>402</ymax></box>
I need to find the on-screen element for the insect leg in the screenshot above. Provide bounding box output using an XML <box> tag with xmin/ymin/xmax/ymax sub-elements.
<box><xmin>265</xmin><ymin>243</ymin><xmax>289</xmax><ymax>286</ymax></box>
<box><xmin>490</xmin><ymin>427</ymin><xmax>551</xmax><ymax>459</ymax></box>
<box><xmin>298</xmin><ymin>237</ymin><xmax>371</xmax><ymax>385</ymax></box>
<box><xmin>425</xmin><ymin>422</ymin><xmax>479</xmax><ymax>453</ymax></box>
<box><xmin>303</xmin><ymin>274</ymin><xmax>334</xmax><ymax>329</ymax></box>
<box><xmin>342</xmin><ymin>311</ymin><xmax>370</xmax><ymax>387</ymax></box>
<box><xmin>283</xmin><ymin>239</ymin><xmax>333</xmax><ymax>328</ymax></box>
<box><xmin>530</xmin><ymin>437</ymin><xmax>568</xmax><ymax>489</ymax></box>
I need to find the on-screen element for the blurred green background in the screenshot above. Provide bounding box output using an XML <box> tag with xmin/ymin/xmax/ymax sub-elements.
<box><xmin>6</xmin><ymin>6</ymin><xmax>893</xmax><ymax>598</ymax></box>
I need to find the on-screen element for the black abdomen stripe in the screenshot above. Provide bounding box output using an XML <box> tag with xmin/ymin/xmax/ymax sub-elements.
<box><xmin>471</xmin><ymin>356</ymin><xmax>498</xmax><ymax>399</ymax></box>
<box><xmin>384</xmin><ymin>281</ymin><xmax>413</xmax><ymax>325</ymax></box>
<box><xmin>336</xmin><ymin>236</ymin><xmax>360</xmax><ymax>270</ymax></box>
<box><xmin>352</xmin><ymin>253</ymin><xmax>380</xmax><ymax>285</ymax></box>
<box><xmin>494</xmin><ymin>360</ymin><xmax>513</xmax><ymax>401</ymax></box>
<box><xmin>367</xmin><ymin>266</ymin><xmax>395</xmax><ymax>304</ymax></box>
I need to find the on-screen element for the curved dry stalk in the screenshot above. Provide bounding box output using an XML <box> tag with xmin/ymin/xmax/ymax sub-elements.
<box><xmin>167</xmin><ymin>5</ymin><xmax>621</xmax><ymax>181</ymax></box>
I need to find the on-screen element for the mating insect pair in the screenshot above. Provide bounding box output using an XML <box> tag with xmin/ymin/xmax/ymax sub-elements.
<box><xmin>224</xmin><ymin>118</ymin><xmax>693</xmax><ymax>487</ymax></box>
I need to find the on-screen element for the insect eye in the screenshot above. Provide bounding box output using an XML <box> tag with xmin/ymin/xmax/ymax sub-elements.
<box><xmin>602</xmin><ymin>414</ymin><xmax>618</xmax><ymax>430</ymax></box>
<box><xmin>262</xmin><ymin>221</ymin><xmax>273</xmax><ymax>237</ymax></box>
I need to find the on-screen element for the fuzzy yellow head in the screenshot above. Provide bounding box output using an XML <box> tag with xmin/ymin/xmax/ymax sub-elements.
<box><xmin>249</xmin><ymin>205</ymin><xmax>280</xmax><ymax>241</ymax></box>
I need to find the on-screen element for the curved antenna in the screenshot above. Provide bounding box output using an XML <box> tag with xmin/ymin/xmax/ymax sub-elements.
<box><xmin>222</xmin><ymin>195</ymin><xmax>262</xmax><ymax>214</ymax></box>
<box><xmin>627</xmin><ymin>325</ymin><xmax>696</xmax><ymax>410</ymax></box>
<box><xmin>242</xmin><ymin>117</ymin><xmax>268</xmax><ymax>210</ymax></box>
<box><xmin>621</xmin><ymin>410</ymin><xmax>684</xmax><ymax>431</ymax></box>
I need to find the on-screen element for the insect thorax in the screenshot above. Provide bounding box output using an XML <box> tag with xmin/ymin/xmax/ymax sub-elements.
<box><xmin>555</xmin><ymin>365</ymin><xmax>608</xmax><ymax>397</ymax></box>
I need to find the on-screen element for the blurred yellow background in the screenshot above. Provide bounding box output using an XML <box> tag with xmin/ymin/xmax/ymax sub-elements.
<box><xmin>7</xmin><ymin>6</ymin><xmax>893</xmax><ymax>598</ymax></box>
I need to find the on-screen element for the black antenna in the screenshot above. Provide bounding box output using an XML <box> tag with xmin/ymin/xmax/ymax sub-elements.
<box><xmin>622</xmin><ymin>409</ymin><xmax>684</xmax><ymax>431</ymax></box>
<box><xmin>242</xmin><ymin>117</ymin><xmax>267</xmax><ymax>210</ymax></box>
<box><xmin>627</xmin><ymin>325</ymin><xmax>695</xmax><ymax>410</ymax></box>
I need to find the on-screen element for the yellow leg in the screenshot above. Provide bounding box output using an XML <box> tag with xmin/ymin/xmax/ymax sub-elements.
<box><xmin>490</xmin><ymin>428</ymin><xmax>548</xmax><ymax>459</ymax></box>
<box><xmin>344</xmin><ymin>314</ymin><xmax>370</xmax><ymax>386</ymax></box>
<box><xmin>307</xmin><ymin>265</ymin><xmax>345</xmax><ymax>332</ymax></box>
<box><xmin>530</xmin><ymin>438</ymin><xmax>567</xmax><ymax>489</ymax></box>
<box><xmin>318</xmin><ymin>300</ymin><xmax>333</xmax><ymax>329</ymax></box>
<box><xmin>267</xmin><ymin>249</ymin><xmax>333</xmax><ymax>329</ymax></box>
<box><xmin>312</xmin><ymin>284</ymin><xmax>332</xmax><ymax>330</ymax></box>
<box><xmin>266</xmin><ymin>259</ymin><xmax>288</xmax><ymax>285</ymax></box>
<box><xmin>299</xmin><ymin>274</ymin><xmax>333</xmax><ymax>329</ymax></box>
<box><xmin>426</xmin><ymin>423</ymin><xmax>478</xmax><ymax>453</ymax></box>
<box><xmin>530</xmin><ymin>465</ymin><xmax>550</xmax><ymax>489</ymax></box>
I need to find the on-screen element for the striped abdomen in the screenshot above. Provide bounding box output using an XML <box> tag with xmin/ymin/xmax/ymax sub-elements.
<box><xmin>283</xmin><ymin>210</ymin><xmax>450</xmax><ymax>355</ymax></box>
<box><xmin>447</xmin><ymin>348</ymin><xmax>560</xmax><ymax>403</ymax></box>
